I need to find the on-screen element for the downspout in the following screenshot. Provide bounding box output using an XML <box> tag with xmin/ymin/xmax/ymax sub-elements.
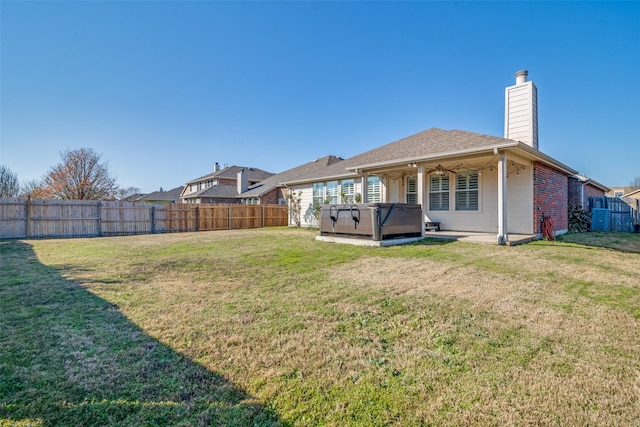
<box><xmin>580</xmin><ymin>178</ymin><xmax>590</xmax><ymax>209</ymax></box>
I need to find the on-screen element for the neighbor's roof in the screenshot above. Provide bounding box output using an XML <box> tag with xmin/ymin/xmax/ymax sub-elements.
<box><xmin>281</xmin><ymin>128</ymin><xmax>578</xmax><ymax>185</ymax></box>
<box><xmin>120</xmin><ymin>193</ymin><xmax>146</xmax><ymax>202</ymax></box>
<box><xmin>181</xmin><ymin>184</ymin><xmax>239</xmax><ymax>199</ymax></box>
<box><xmin>186</xmin><ymin>165</ymin><xmax>274</xmax><ymax>185</ymax></box>
<box><xmin>240</xmin><ymin>155</ymin><xmax>345</xmax><ymax>197</ymax></box>
<box><xmin>138</xmin><ymin>186</ymin><xmax>184</xmax><ymax>202</ymax></box>
<box><xmin>574</xmin><ymin>175</ymin><xmax>611</xmax><ymax>193</ymax></box>
<box><xmin>622</xmin><ymin>188</ymin><xmax>640</xmax><ymax>198</ymax></box>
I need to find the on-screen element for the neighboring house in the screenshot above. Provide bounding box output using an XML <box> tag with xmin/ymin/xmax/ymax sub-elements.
<box><xmin>120</xmin><ymin>193</ymin><xmax>146</xmax><ymax>202</ymax></box>
<box><xmin>607</xmin><ymin>186</ymin><xmax>638</xmax><ymax>198</ymax></box>
<box><xmin>137</xmin><ymin>186</ymin><xmax>184</xmax><ymax>204</ymax></box>
<box><xmin>238</xmin><ymin>155</ymin><xmax>345</xmax><ymax>205</ymax></box>
<box><xmin>278</xmin><ymin>70</ymin><xmax>608</xmax><ymax>244</ymax></box>
<box><xmin>181</xmin><ymin>163</ymin><xmax>274</xmax><ymax>204</ymax></box>
<box><xmin>622</xmin><ymin>188</ymin><xmax>640</xmax><ymax>200</ymax></box>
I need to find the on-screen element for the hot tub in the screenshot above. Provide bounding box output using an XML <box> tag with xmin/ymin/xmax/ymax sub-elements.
<box><xmin>320</xmin><ymin>203</ymin><xmax>422</xmax><ymax>241</ymax></box>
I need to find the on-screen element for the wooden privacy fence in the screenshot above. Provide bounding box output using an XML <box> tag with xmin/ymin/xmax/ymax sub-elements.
<box><xmin>0</xmin><ymin>198</ymin><xmax>289</xmax><ymax>239</ymax></box>
<box><xmin>588</xmin><ymin>196</ymin><xmax>639</xmax><ymax>232</ymax></box>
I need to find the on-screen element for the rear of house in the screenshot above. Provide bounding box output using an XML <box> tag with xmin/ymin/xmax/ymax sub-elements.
<box><xmin>281</xmin><ymin>71</ymin><xmax>608</xmax><ymax>244</ymax></box>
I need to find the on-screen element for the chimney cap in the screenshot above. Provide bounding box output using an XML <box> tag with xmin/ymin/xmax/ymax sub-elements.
<box><xmin>515</xmin><ymin>70</ymin><xmax>528</xmax><ymax>84</ymax></box>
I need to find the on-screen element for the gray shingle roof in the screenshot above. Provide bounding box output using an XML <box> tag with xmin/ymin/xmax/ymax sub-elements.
<box><xmin>138</xmin><ymin>186</ymin><xmax>185</xmax><ymax>203</ymax></box>
<box><xmin>240</xmin><ymin>155</ymin><xmax>344</xmax><ymax>197</ymax></box>
<box><xmin>186</xmin><ymin>165</ymin><xmax>274</xmax><ymax>185</ymax></box>
<box><xmin>282</xmin><ymin>128</ymin><xmax>519</xmax><ymax>183</ymax></box>
<box><xmin>344</xmin><ymin>128</ymin><xmax>514</xmax><ymax>167</ymax></box>
<box><xmin>182</xmin><ymin>184</ymin><xmax>239</xmax><ymax>199</ymax></box>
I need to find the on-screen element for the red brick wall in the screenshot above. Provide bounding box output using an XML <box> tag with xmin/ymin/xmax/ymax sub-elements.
<box><xmin>533</xmin><ymin>162</ymin><xmax>568</xmax><ymax>233</ymax></box>
<box><xmin>568</xmin><ymin>177</ymin><xmax>606</xmax><ymax>208</ymax></box>
<box><xmin>568</xmin><ymin>177</ymin><xmax>582</xmax><ymax>207</ymax></box>
<box><xmin>584</xmin><ymin>183</ymin><xmax>605</xmax><ymax>200</ymax></box>
<box><xmin>259</xmin><ymin>188</ymin><xmax>283</xmax><ymax>205</ymax></box>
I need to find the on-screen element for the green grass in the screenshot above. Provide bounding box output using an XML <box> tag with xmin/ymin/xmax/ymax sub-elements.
<box><xmin>556</xmin><ymin>230</ymin><xmax>640</xmax><ymax>253</ymax></box>
<box><xmin>2</xmin><ymin>228</ymin><xmax>639</xmax><ymax>426</ymax></box>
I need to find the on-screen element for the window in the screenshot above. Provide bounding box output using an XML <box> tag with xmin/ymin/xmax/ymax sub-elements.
<box><xmin>406</xmin><ymin>176</ymin><xmax>418</xmax><ymax>204</ymax></box>
<box><xmin>341</xmin><ymin>179</ymin><xmax>355</xmax><ymax>203</ymax></box>
<box><xmin>455</xmin><ymin>171</ymin><xmax>479</xmax><ymax>210</ymax></box>
<box><xmin>312</xmin><ymin>183</ymin><xmax>324</xmax><ymax>208</ymax></box>
<box><xmin>367</xmin><ymin>176</ymin><xmax>381</xmax><ymax>203</ymax></box>
<box><xmin>429</xmin><ymin>174</ymin><xmax>450</xmax><ymax>210</ymax></box>
<box><xmin>326</xmin><ymin>181</ymin><xmax>339</xmax><ymax>204</ymax></box>
<box><xmin>614</xmin><ymin>191</ymin><xmax>623</xmax><ymax>198</ymax></box>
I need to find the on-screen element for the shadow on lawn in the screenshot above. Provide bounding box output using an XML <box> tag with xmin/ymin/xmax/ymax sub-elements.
<box><xmin>0</xmin><ymin>240</ymin><xmax>285</xmax><ymax>426</ymax></box>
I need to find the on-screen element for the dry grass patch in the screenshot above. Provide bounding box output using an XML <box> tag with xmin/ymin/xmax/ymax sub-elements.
<box><xmin>2</xmin><ymin>229</ymin><xmax>639</xmax><ymax>426</ymax></box>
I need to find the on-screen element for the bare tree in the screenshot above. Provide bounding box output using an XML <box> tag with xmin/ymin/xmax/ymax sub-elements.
<box><xmin>630</xmin><ymin>176</ymin><xmax>640</xmax><ymax>190</ymax></box>
<box><xmin>20</xmin><ymin>179</ymin><xmax>47</xmax><ymax>198</ymax></box>
<box><xmin>41</xmin><ymin>148</ymin><xmax>118</xmax><ymax>200</ymax></box>
<box><xmin>0</xmin><ymin>164</ymin><xmax>20</xmax><ymax>197</ymax></box>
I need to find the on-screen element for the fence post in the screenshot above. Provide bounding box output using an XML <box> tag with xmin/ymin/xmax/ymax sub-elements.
<box><xmin>262</xmin><ymin>204</ymin><xmax>265</xmax><ymax>228</ymax></box>
<box><xmin>151</xmin><ymin>206</ymin><xmax>156</xmax><ymax>234</ymax></box>
<box><xmin>97</xmin><ymin>201</ymin><xmax>103</xmax><ymax>236</ymax></box>
<box><xmin>196</xmin><ymin>205</ymin><xmax>200</xmax><ymax>232</ymax></box>
<box><xmin>26</xmin><ymin>195</ymin><xmax>32</xmax><ymax>238</ymax></box>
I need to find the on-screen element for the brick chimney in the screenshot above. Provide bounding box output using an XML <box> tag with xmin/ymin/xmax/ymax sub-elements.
<box><xmin>504</xmin><ymin>70</ymin><xmax>539</xmax><ymax>150</ymax></box>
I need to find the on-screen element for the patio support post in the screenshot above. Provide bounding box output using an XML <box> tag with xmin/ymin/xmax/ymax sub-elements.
<box><xmin>497</xmin><ymin>151</ymin><xmax>508</xmax><ymax>245</ymax></box>
<box><xmin>417</xmin><ymin>164</ymin><xmax>426</xmax><ymax>237</ymax></box>
<box><xmin>361</xmin><ymin>172</ymin><xmax>369</xmax><ymax>203</ymax></box>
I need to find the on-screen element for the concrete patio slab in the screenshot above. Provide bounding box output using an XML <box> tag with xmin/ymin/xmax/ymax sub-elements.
<box><xmin>316</xmin><ymin>232</ymin><xmax>539</xmax><ymax>247</ymax></box>
<box><xmin>424</xmin><ymin>231</ymin><xmax>539</xmax><ymax>245</ymax></box>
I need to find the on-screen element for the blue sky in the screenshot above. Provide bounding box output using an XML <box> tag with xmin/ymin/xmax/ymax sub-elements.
<box><xmin>2</xmin><ymin>1</ymin><xmax>639</xmax><ymax>193</ymax></box>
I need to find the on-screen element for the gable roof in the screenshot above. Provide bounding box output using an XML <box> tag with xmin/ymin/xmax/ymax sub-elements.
<box><xmin>282</xmin><ymin>127</ymin><xmax>578</xmax><ymax>185</ymax></box>
<box><xmin>120</xmin><ymin>193</ymin><xmax>146</xmax><ymax>202</ymax></box>
<box><xmin>573</xmin><ymin>175</ymin><xmax>610</xmax><ymax>193</ymax></box>
<box><xmin>182</xmin><ymin>184</ymin><xmax>239</xmax><ymax>199</ymax></box>
<box><xmin>138</xmin><ymin>186</ymin><xmax>185</xmax><ymax>203</ymax></box>
<box><xmin>240</xmin><ymin>155</ymin><xmax>345</xmax><ymax>197</ymax></box>
<box><xmin>186</xmin><ymin>165</ymin><xmax>274</xmax><ymax>185</ymax></box>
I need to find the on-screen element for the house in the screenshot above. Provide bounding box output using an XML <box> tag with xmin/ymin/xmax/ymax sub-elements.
<box><xmin>238</xmin><ymin>155</ymin><xmax>345</xmax><ymax>205</ymax></box>
<box><xmin>622</xmin><ymin>188</ymin><xmax>640</xmax><ymax>200</ymax></box>
<box><xmin>137</xmin><ymin>186</ymin><xmax>185</xmax><ymax>204</ymax></box>
<box><xmin>180</xmin><ymin>163</ymin><xmax>274</xmax><ymax>204</ymax></box>
<box><xmin>606</xmin><ymin>186</ymin><xmax>638</xmax><ymax>198</ymax></box>
<box><xmin>120</xmin><ymin>193</ymin><xmax>146</xmax><ymax>202</ymax></box>
<box><xmin>278</xmin><ymin>70</ymin><xmax>608</xmax><ymax>244</ymax></box>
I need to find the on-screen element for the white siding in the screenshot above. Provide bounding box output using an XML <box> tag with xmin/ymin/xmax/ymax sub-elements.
<box><xmin>505</xmin><ymin>81</ymin><xmax>538</xmax><ymax>149</ymax></box>
<box><xmin>506</xmin><ymin>163</ymin><xmax>534</xmax><ymax>234</ymax></box>
<box><xmin>289</xmin><ymin>184</ymin><xmax>315</xmax><ymax>227</ymax></box>
<box><xmin>424</xmin><ymin>162</ymin><xmax>533</xmax><ymax>234</ymax></box>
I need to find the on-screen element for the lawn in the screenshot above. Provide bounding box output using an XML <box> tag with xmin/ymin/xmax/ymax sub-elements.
<box><xmin>1</xmin><ymin>229</ymin><xmax>639</xmax><ymax>426</ymax></box>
